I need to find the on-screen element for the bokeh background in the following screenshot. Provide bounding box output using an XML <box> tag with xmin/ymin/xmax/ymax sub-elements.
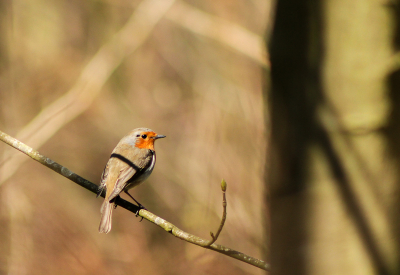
<box><xmin>0</xmin><ymin>0</ymin><xmax>271</xmax><ymax>274</ymax></box>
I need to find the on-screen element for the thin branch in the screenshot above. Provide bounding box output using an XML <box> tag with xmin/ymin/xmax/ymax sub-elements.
<box><xmin>0</xmin><ymin>130</ymin><xmax>270</xmax><ymax>271</ymax></box>
<box><xmin>205</xmin><ymin>179</ymin><xmax>227</xmax><ymax>246</ymax></box>
<box><xmin>141</xmin><ymin>209</ymin><xmax>268</xmax><ymax>270</ymax></box>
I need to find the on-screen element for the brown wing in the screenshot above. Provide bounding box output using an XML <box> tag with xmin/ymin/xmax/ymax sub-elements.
<box><xmin>99</xmin><ymin>143</ymin><xmax>153</xmax><ymax>202</ymax></box>
<box><xmin>106</xmin><ymin>147</ymin><xmax>153</xmax><ymax>201</ymax></box>
<box><xmin>107</xmin><ymin>164</ymin><xmax>137</xmax><ymax>201</ymax></box>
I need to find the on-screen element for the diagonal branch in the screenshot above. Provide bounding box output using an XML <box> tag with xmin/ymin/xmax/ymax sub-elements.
<box><xmin>0</xmin><ymin>130</ymin><xmax>269</xmax><ymax>271</ymax></box>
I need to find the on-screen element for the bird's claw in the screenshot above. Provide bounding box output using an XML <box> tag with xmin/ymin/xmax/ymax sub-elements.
<box><xmin>135</xmin><ymin>204</ymin><xmax>146</xmax><ymax>222</ymax></box>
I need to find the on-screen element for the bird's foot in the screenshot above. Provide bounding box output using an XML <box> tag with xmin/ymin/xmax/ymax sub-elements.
<box><xmin>135</xmin><ymin>203</ymin><xmax>146</xmax><ymax>222</ymax></box>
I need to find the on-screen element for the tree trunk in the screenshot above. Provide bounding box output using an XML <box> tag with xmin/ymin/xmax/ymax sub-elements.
<box><xmin>268</xmin><ymin>0</ymin><xmax>400</xmax><ymax>274</ymax></box>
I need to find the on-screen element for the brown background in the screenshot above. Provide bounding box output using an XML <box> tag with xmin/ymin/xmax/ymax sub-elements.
<box><xmin>0</xmin><ymin>0</ymin><xmax>270</xmax><ymax>274</ymax></box>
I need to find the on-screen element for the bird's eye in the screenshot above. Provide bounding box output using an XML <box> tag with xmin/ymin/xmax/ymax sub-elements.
<box><xmin>136</xmin><ymin>134</ymin><xmax>140</xmax><ymax>137</ymax></box>
<box><xmin>141</xmin><ymin>134</ymin><xmax>147</xmax><ymax>139</ymax></box>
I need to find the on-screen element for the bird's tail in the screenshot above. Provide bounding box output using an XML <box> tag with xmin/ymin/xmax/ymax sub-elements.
<box><xmin>99</xmin><ymin>200</ymin><xmax>113</xmax><ymax>233</ymax></box>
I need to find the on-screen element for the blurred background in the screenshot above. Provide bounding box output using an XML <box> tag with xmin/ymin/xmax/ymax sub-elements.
<box><xmin>0</xmin><ymin>0</ymin><xmax>271</xmax><ymax>274</ymax></box>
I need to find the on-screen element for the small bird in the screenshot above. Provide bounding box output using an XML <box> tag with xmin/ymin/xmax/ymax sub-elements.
<box><xmin>97</xmin><ymin>128</ymin><xmax>166</xmax><ymax>233</ymax></box>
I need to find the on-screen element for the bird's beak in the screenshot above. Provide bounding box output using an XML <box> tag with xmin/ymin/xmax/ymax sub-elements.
<box><xmin>154</xmin><ymin>134</ymin><xmax>166</xmax><ymax>139</ymax></box>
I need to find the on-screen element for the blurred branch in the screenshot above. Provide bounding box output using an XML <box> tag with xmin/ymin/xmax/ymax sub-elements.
<box><xmin>205</xmin><ymin>179</ymin><xmax>227</xmax><ymax>246</ymax></box>
<box><xmin>0</xmin><ymin>0</ymin><xmax>176</xmax><ymax>186</ymax></box>
<box><xmin>0</xmin><ymin>130</ymin><xmax>270</xmax><ymax>271</ymax></box>
<box><xmin>166</xmin><ymin>1</ymin><xmax>269</xmax><ymax>68</ymax></box>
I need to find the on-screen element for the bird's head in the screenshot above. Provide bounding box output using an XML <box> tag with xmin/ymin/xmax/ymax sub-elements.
<box><xmin>130</xmin><ymin>128</ymin><xmax>166</xmax><ymax>150</ymax></box>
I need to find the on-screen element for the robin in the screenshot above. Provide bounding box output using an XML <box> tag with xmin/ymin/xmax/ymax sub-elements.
<box><xmin>97</xmin><ymin>128</ymin><xmax>166</xmax><ymax>233</ymax></box>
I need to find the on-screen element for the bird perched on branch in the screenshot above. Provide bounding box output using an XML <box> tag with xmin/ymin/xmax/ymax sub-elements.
<box><xmin>97</xmin><ymin>128</ymin><xmax>166</xmax><ymax>233</ymax></box>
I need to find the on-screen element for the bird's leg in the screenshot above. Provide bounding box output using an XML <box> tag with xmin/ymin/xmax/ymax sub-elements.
<box><xmin>113</xmin><ymin>196</ymin><xmax>121</xmax><ymax>209</ymax></box>
<box><xmin>124</xmin><ymin>190</ymin><xmax>146</xmax><ymax>209</ymax></box>
<box><xmin>124</xmin><ymin>190</ymin><xmax>146</xmax><ymax>221</ymax></box>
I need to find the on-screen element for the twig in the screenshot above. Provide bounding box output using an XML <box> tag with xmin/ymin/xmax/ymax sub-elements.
<box><xmin>141</xmin><ymin>209</ymin><xmax>268</xmax><ymax>270</ymax></box>
<box><xmin>0</xmin><ymin>130</ymin><xmax>269</xmax><ymax>271</ymax></box>
<box><xmin>204</xmin><ymin>179</ymin><xmax>227</xmax><ymax>246</ymax></box>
